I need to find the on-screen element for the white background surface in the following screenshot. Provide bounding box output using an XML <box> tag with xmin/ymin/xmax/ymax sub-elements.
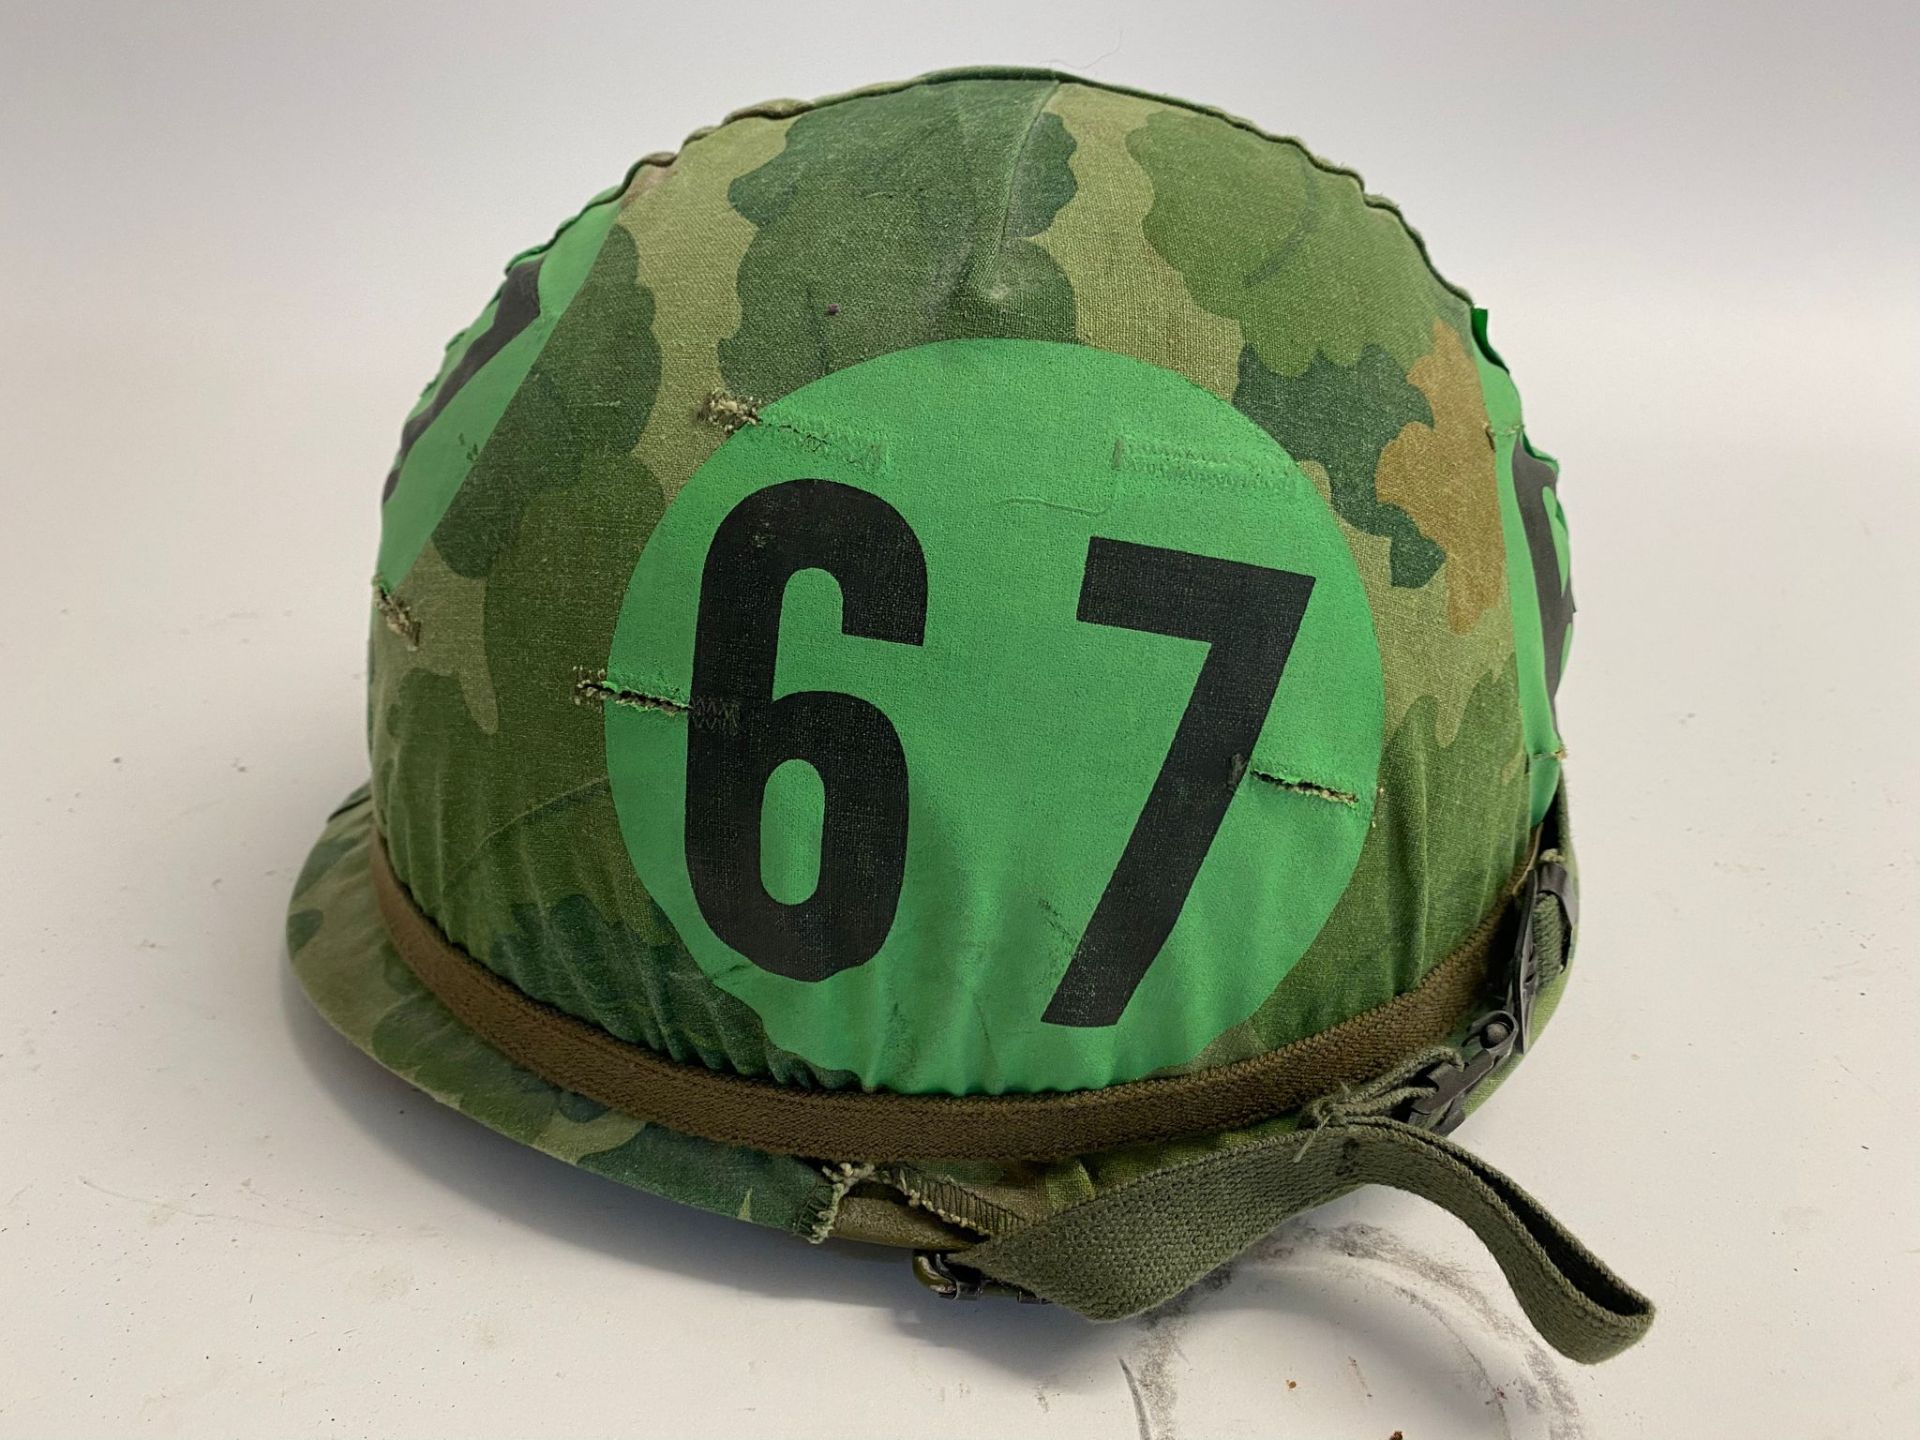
<box><xmin>3</xmin><ymin>3</ymin><xmax>1917</xmax><ymax>1436</ymax></box>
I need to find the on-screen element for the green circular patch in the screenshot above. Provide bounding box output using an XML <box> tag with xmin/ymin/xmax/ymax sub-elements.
<box><xmin>606</xmin><ymin>339</ymin><xmax>1383</xmax><ymax>1094</ymax></box>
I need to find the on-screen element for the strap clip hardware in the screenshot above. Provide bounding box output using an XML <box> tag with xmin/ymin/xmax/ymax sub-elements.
<box><xmin>1403</xmin><ymin>829</ymin><xmax>1578</xmax><ymax>1135</ymax></box>
<box><xmin>1507</xmin><ymin>855</ymin><xmax>1575</xmax><ymax>1057</ymax></box>
<box><xmin>1400</xmin><ymin>1009</ymin><xmax>1519</xmax><ymax>1135</ymax></box>
<box><xmin>911</xmin><ymin>1251</ymin><xmax>1049</xmax><ymax>1304</ymax></box>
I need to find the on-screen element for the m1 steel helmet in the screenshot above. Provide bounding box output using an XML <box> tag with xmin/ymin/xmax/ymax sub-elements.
<box><xmin>289</xmin><ymin>68</ymin><xmax>1649</xmax><ymax>1362</ymax></box>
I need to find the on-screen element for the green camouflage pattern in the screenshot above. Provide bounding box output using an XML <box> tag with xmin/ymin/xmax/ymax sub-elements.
<box><xmin>290</xmin><ymin>787</ymin><xmax>839</xmax><ymax>1233</ymax></box>
<box><xmin>293</xmin><ymin>69</ymin><xmax>1573</xmax><ymax>1236</ymax></box>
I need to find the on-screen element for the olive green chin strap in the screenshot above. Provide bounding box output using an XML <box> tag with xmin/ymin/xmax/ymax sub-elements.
<box><xmin>943</xmin><ymin>1057</ymin><xmax>1654</xmax><ymax>1364</ymax></box>
<box><xmin>919</xmin><ymin>789</ymin><xmax>1650</xmax><ymax>1363</ymax></box>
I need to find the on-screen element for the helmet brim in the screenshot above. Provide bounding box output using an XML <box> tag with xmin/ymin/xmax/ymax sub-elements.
<box><xmin>285</xmin><ymin>786</ymin><xmax>842</xmax><ymax>1240</ymax></box>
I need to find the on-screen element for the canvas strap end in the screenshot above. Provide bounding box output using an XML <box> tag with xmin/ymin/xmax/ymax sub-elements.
<box><xmin>949</xmin><ymin>1110</ymin><xmax>1653</xmax><ymax>1364</ymax></box>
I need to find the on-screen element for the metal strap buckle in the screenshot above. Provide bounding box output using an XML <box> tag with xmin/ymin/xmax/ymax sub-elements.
<box><xmin>911</xmin><ymin>1251</ymin><xmax>1049</xmax><ymax>1304</ymax></box>
<box><xmin>1400</xmin><ymin>1009</ymin><xmax>1520</xmax><ymax>1135</ymax></box>
<box><xmin>1511</xmin><ymin>852</ymin><xmax>1577</xmax><ymax>1057</ymax></box>
<box><xmin>1402</xmin><ymin>830</ymin><xmax>1579</xmax><ymax>1134</ymax></box>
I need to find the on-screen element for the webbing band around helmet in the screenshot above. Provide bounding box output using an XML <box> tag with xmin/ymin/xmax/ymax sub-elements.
<box><xmin>367</xmin><ymin>829</ymin><xmax>1524</xmax><ymax>1163</ymax></box>
<box><xmin>368</xmin><ymin>806</ymin><xmax>1650</xmax><ymax>1360</ymax></box>
<box><xmin>946</xmin><ymin>1057</ymin><xmax>1654</xmax><ymax>1362</ymax></box>
<box><xmin>925</xmin><ymin>829</ymin><xmax>1654</xmax><ymax>1363</ymax></box>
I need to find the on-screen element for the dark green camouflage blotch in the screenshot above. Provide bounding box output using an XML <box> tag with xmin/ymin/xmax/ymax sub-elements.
<box><xmin>1129</xmin><ymin>107</ymin><xmax>1470</xmax><ymax>378</ymax></box>
<box><xmin>286</xmin><ymin>908</ymin><xmax>324</xmax><ymax>956</ymax></box>
<box><xmin>556</xmin><ymin>1090</ymin><xmax>611</xmax><ymax>1124</ymax></box>
<box><xmin>1233</xmin><ymin>343</ymin><xmax>1445</xmax><ymax>588</ymax></box>
<box><xmin>286</xmin><ymin>792</ymin><xmax>831</xmax><ymax>1233</ymax></box>
<box><xmin>372</xmin><ymin>985</ymin><xmax>562</xmax><ymax>1139</ymax></box>
<box><xmin>576</xmin><ymin>1124</ymin><xmax>826</xmax><ymax>1234</ymax></box>
<box><xmin>377</xmin><ymin>212</ymin><xmax>666</xmax><ymax>975</ymax></box>
<box><xmin>488</xmin><ymin>893</ymin><xmax>859</xmax><ymax>1089</ymax></box>
<box><xmin>435</xmin><ymin>224</ymin><xmax>660</xmax><ymax>579</ymax></box>
<box><xmin>312</xmin><ymin>70</ymin><xmax>1569</xmax><ymax>1244</ymax></box>
<box><xmin>1004</xmin><ymin>109</ymin><xmax>1078</xmax><ymax>238</ymax></box>
<box><xmin>383</xmin><ymin>255</ymin><xmax>545</xmax><ymax>503</ymax></box>
<box><xmin>293</xmin><ymin>829</ymin><xmax>358</xmax><ymax>900</ymax></box>
<box><xmin>720</xmin><ymin>77</ymin><xmax>1078</xmax><ymax>401</ymax></box>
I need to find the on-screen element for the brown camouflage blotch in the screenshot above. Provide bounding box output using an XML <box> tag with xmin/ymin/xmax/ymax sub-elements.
<box><xmin>1375</xmin><ymin>320</ymin><xmax>1509</xmax><ymax>634</ymax></box>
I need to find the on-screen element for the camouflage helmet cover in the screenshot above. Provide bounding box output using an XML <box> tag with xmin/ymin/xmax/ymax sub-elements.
<box><xmin>287</xmin><ymin>68</ymin><xmax>1637</xmax><ymax>1357</ymax></box>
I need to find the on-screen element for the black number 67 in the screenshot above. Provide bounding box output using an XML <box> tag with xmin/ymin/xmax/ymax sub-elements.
<box><xmin>683</xmin><ymin>479</ymin><xmax>1313</xmax><ymax>1029</ymax></box>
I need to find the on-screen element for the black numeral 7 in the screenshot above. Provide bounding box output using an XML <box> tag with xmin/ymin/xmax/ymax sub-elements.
<box><xmin>1042</xmin><ymin>539</ymin><xmax>1314</xmax><ymax>1027</ymax></box>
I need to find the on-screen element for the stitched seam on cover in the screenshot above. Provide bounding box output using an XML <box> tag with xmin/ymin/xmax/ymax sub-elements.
<box><xmin>697</xmin><ymin>389</ymin><xmax>887</xmax><ymax>474</ymax></box>
<box><xmin>575</xmin><ymin>681</ymin><xmax>1365</xmax><ymax>808</ymax></box>
<box><xmin>372</xmin><ymin>583</ymin><xmax>420</xmax><ymax>648</ymax></box>
<box><xmin>764</xmin><ymin>411</ymin><xmax>887</xmax><ymax>474</ymax></box>
<box><xmin>895</xmin><ymin>1185</ymin><xmax>992</xmax><ymax>1236</ymax></box>
<box><xmin>992</xmin><ymin>77</ymin><xmax>1064</xmax><ymax>257</ymax></box>
<box><xmin>573</xmin><ymin>669</ymin><xmax>741</xmax><ymax>733</ymax></box>
<box><xmin>806</xmin><ymin>1162</ymin><xmax>876</xmax><ymax>1243</ymax></box>
<box><xmin>1110</xmin><ymin>436</ymin><xmax>1308</xmax><ymax>496</ymax></box>
<box><xmin>882</xmin><ymin>1166</ymin><xmax>1019</xmax><ymax>1237</ymax></box>
<box><xmin>1245</xmin><ymin>767</ymin><xmax>1359</xmax><ymax>807</ymax></box>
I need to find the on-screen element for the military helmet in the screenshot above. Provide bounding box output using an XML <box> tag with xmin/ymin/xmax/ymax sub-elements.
<box><xmin>288</xmin><ymin>68</ymin><xmax>1650</xmax><ymax>1361</ymax></box>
